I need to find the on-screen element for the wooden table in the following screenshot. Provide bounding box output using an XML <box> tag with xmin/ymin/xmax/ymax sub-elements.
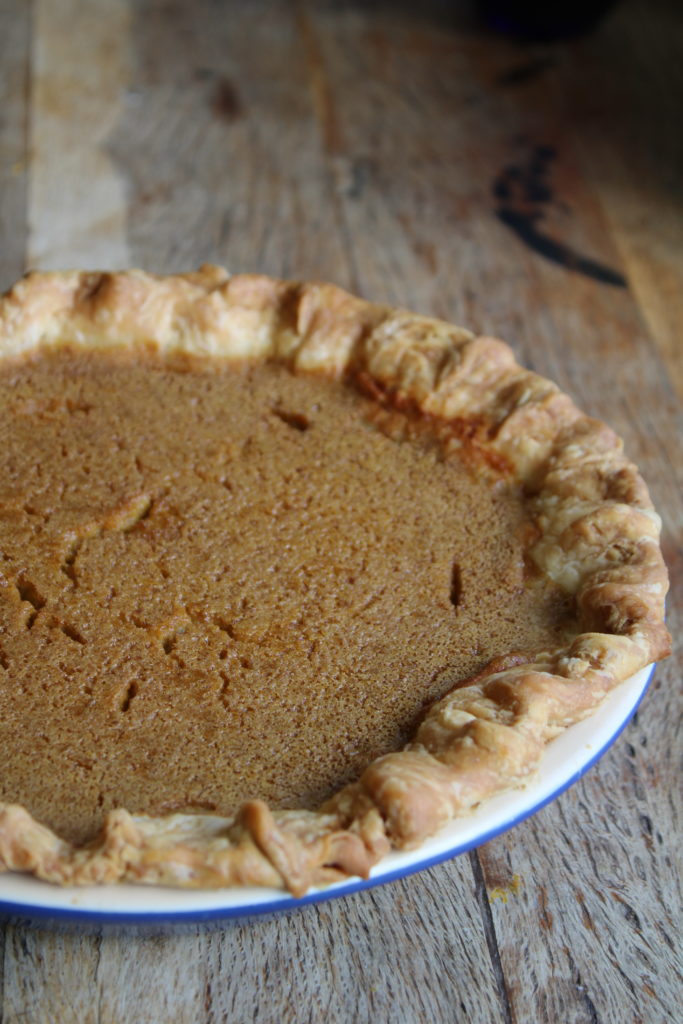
<box><xmin>1</xmin><ymin>1</ymin><xmax>681</xmax><ymax>1020</ymax></box>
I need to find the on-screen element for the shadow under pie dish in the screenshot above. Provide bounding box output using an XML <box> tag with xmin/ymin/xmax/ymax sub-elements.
<box><xmin>0</xmin><ymin>266</ymin><xmax>670</xmax><ymax>898</ymax></box>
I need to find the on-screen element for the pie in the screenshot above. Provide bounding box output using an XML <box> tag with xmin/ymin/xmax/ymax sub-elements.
<box><xmin>0</xmin><ymin>266</ymin><xmax>670</xmax><ymax>895</ymax></box>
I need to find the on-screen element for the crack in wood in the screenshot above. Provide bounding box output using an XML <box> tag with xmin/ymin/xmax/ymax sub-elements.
<box><xmin>565</xmin><ymin>950</ymin><xmax>601</xmax><ymax>1024</ymax></box>
<box><xmin>469</xmin><ymin>851</ymin><xmax>514</xmax><ymax>1024</ymax></box>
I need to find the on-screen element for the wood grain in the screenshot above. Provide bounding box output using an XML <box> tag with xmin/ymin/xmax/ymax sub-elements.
<box><xmin>2</xmin><ymin>861</ymin><xmax>507</xmax><ymax>1024</ymax></box>
<box><xmin>106</xmin><ymin>0</ymin><xmax>352</xmax><ymax>283</ymax></box>
<box><xmin>0</xmin><ymin>0</ymin><xmax>30</xmax><ymax>291</ymax></box>
<box><xmin>1</xmin><ymin>0</ymin><xmax>682</xmax><ymax>1021</ymax></box>
<box><xmin>28</xmin><ymin>0</ymin><xmax>132</xmax><ymax>270</ymax></box>
<box><xmin>571</xmin><ymin>0</ymin><xmax>683</xmax><ymax>402</ymax></box>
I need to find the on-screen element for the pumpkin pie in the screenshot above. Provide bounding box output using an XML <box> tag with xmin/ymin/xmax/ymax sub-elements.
<box><xmin>0</xmin><ymin>266</ymin><xmax>670</xmax><ymax>895</ymax></box>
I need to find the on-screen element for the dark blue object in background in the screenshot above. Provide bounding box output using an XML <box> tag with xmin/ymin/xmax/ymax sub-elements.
<box><xmin>478</xmin><ymin>0</ymin><xmax>619</xmax><ymax>40</ymax></box>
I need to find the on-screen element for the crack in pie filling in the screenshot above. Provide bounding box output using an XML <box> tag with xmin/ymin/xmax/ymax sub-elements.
<box><xmin>0</xmin><ymin>266</ymin><xmax>670</xmax><ymax>895</ymax></box>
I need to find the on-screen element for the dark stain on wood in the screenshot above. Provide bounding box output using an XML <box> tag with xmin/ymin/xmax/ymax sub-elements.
<box><xmin>639</xmin><ymin>812</ymin><xmax>653</xmax><ymax>850</ymax></box>
<box><xmin>576</xmin><ymin>971</ymin><xmax>600</xmax><ymax>1024</ymax></box>
<box><xmin>413</xmin><ymin>239</ymin><xmax>438</xmax><ymax>274</ymax></box>
<box><xmin>610</xmin><ymin>889</ymin><xmax>644</xmax><ymax>934</ymax></box>
<box><xmin>493</xmin><ymin>145</ymin><xmax>628</xmax><ymax>287</ymax></box>
<box><xmin>297</xmin><ymin>5</ymin><xmax>343</xmax><ymax>154</ymax></box>
<box><xmin>477</xmin><ymin>843</ymin><xmax>518</xmax><ymax>897</ymax></box>
<box><xmin>538</xmin><ymin>885</ymin><xmax>554</xmax><ymax>931</ymax></box>
<box><xmin>496</xmin><ymin>55</ymin><xmax>556</xmax><ymax>87</ymax></box>
<box><xmin>137</xmin><ymin>183</ymin><xmax>173</xmax><ymax>206</ymax></box>
<box><xmin>345</xmin><ymin>157</ymin><xmax>374</xmax><ymax>200</ymax></box>
<box><xmin>575</xmin><ymin>890</ymin><xmax>595</xmax><ymax>932</ymax></box>
<box><xmin>211</xmin><ymin>75</ymin><xmax>242</xmax><ymax>123</ymax></box>
<box><xmin>469</xmin><ymin>851</ymin><xmax>515</xmax><ymax>1024</ymax></box>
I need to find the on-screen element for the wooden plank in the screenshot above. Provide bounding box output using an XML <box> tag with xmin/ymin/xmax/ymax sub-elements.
<box><xmin>28</xmin><ymin>0</ymin><xmax>132</xmax><ymax>269</ymax></box>
<box><xmin>3</xmin><ymin>863</ymin><xmax>507</xmax><ymax>1024</ymax></box>
<box><xmin>0</xmin><ymin>0</ymin><xmax>30</xmax><ymax>289</ymax></box>
<box><xmin>1</xmin><ymin>925</ymin><xmax>101</xmax><ymax>1024</ymax></box>
<box><xmin>480</xmin><ymin>715</ymin><xmax>683</xmax><ymax>1024</ymax></box>
<box><xmin>571</xmin><ymin>1</ymin><xmax>683</xmax><ymax>402</ymax></box>
<box><xmin>305</xmin><ymin>2</ymin><xmax>683</xmax><ymax>1021</ymax></box>
<box><xmin>104</xmin><ymin>0</ymin><xmax>352</xmax><ymax>283</ymax></box>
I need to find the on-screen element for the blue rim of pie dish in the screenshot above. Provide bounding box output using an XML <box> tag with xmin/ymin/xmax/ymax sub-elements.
<box><xmin>0</xmin><ymin>664</ymin><xmax>655</xmax><ymax>928</ymax></box>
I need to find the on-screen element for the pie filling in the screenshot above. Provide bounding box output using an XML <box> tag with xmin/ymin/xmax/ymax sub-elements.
<box><xmin>0</xmin><ymin>349</ymin><xmax>577</xmax><ymax>844</ymax></box>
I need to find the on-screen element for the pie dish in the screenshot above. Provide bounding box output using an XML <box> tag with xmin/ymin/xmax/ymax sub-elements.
<box><xmin>0</xmin><ymin>265</ymin><xmax>670</xmax><ymax>896</ymax></box>
<box><xmin>0</xmin><ymin>663</ymin><xmax>654</xmax><ymax>924</ymax></box>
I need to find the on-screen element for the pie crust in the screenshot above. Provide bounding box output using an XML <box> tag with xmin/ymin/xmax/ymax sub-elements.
<box><xmin>0</xmin><ymin>265</ymin><xmax>670</xmax><ymax>895</ymax></box>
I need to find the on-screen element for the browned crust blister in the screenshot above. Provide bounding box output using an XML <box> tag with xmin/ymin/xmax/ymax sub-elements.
<box><xmin>0</xmin><ymin>266</ymin><xmax>671</xmax><ymax>896</ymax></box>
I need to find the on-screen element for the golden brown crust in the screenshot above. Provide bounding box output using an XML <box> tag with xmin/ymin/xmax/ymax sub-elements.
<box><xmin>0</xmin><ymin>266</ymin><xmax>670</xmax><ymax>894</ymax></box>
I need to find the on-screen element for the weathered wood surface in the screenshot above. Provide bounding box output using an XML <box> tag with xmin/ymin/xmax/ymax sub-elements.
<box><xmin>0</xmin><ymin>0</ymin><xmax>29</xmax><ymax>289</ymax></box>
<box><xmin>1</xmin><ymin>0</ymin><xmax>682</xmax><ymax>1021</ymax></box>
